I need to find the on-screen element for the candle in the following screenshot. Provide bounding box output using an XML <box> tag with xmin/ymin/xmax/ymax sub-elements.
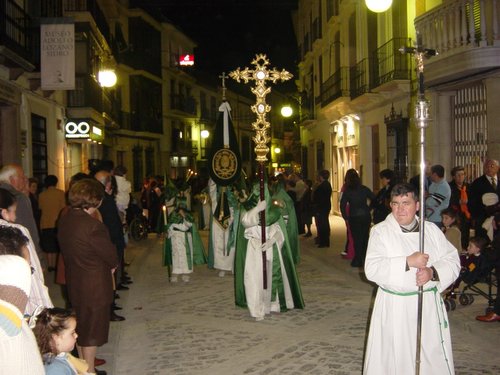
<box><xmin>162</xmin><ymin>205</ymin><xmax>167</xmax><ymax>226</ymax></box>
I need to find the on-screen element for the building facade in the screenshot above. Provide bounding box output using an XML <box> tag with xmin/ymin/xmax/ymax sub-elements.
<box><xmin>0</xmin><ymin>0</ymin><xmax>260</xmax><ymax>193</ymax></box>
<box><xmin>294</xmin><ymin>0</ymin><xmax>500</xmax><ymax>212</ymax></box>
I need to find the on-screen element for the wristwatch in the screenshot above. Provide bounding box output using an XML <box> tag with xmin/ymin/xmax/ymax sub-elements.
<box><xmin>430</xmin><ymin>266</ymin><xmax>439</xmax><ymax>281</ymax></box>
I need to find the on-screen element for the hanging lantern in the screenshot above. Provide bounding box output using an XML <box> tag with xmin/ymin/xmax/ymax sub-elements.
<box><xmin>365</xmin><ymin>0</ymin><xmax>392</xmax><ymax>13</ymax></box>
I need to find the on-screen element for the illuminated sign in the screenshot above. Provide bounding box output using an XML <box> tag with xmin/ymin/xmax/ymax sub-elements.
<box><xmin>65</xmin><ymin>121</ymin><xmax>90</xmax><ymax>139</ymax></box>
<box><xmin>65</xmin><ymin>121</ymin><xmax>103</xmax><ymax>141</ymax></box>
<box><xmin>179</xmin><ymin>54</ymin><xmax>194</xmax><ymax>66</ymax></box>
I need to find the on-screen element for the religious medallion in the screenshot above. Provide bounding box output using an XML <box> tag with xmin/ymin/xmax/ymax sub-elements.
<box><xmin>212</xmin><ymin>148</ymin><xmax>239</xmax><ymax>181</ymax></box>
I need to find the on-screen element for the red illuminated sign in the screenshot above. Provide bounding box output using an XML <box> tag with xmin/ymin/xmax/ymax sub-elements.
<box><xmin>179</xmin><ymin>54</ymin><xmax>194</xmax><ymax>66</ymax></box>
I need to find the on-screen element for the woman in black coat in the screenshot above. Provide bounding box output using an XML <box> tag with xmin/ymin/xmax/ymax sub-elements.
<box><xmin>340</xmin><ymin>169</ymin><xmax>375</xmax><ymax>267</ymax></box>
<box><xmin>58</xmin><ymin>179</ymin><xmax>119</xmax><ymax>374</ymax></box>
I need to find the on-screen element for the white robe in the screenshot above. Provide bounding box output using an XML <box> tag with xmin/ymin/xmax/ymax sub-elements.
<box><xmin>241</xmin><ymin>205</ymin><xmax>295</xmax><ymax>320</ymax></box>
<box><xmin>364</xmin><ymin>214</ymin><xmax>460</xmax><ymax>375</ymax></box>
<box><xmin>167</xmin><ymin>221</ymin><xmax>193</xmax><ymax>275</ymax></box>
<box><xmin>208</xmin><ymin>180</ymin><xmax>235</xmax><ymax>272</ymax></box>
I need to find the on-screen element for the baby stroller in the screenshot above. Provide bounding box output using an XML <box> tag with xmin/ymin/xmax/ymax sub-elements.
<box><xmin>126</xmin><ymin>199</ymin><xmax>149</xmax><ymax>241</ymax></box>
<box><xmin>444</xmin><ymin>248</ymin><xmax>497</xmax><ymax>312</ymax></box>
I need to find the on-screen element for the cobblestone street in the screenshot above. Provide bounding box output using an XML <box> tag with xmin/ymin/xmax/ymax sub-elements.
<box><xmin>48</xmin><ymin>216</ymin><xmax>500</xmax><ymax>374</ymax></box>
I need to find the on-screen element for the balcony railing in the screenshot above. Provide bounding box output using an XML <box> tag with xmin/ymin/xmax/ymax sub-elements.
<box><xmin>415</xmin><ymin>0</ymin><xmax>500</xmax><ymax>55</ymax></box>
<box><xmin>0</xmin><ymin>0</ymin><xmax>33</xmax><ymax>62</ymax></box>
<box><xmin>67</xmin><ymin>75</ymin><xmax>103</xmax><ymax>111</ymax></box>
<box><xmin>319</xmin><ymin>67</ymin><xmax>350</xmax><ymax>107</ymax></box>
<box><xmin>200</xmin><ymin>107</ymin><xmax>217</xmax><ymax>123</ymax></box>
<box><xmin>350</xmin><ymin>58</ymin><xmax>371</xmax><ymax>99</ymax></box>
<box><xmin>170</xmin><ymin>94</ymin><xmax>197</xmax><ymax>115</ymax></box>
<box><xmin>63</xmin><ymin>0</ymin><xmax>110</xmax><ymax>43</ymax></box>
<box><xmin>371</xmin><ymin>37</ymin><xmax>412</xmax><ymax>87</ymax></box>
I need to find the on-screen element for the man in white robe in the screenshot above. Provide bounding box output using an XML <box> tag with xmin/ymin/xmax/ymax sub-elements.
<box><xmin>364</xmin><ymin>183</ymin><xmax>460</xmax><ymax>375</ymax></box>
<box><xmin>239</xmin><ymin>198</ymin><xmax>304</xmax><ymax>321</ymax></box>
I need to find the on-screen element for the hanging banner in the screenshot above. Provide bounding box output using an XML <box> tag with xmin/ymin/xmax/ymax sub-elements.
<box><xmin>41</xmin><ymin>18</ymin><xmax>75</xmax><ymax>90</ymax></box>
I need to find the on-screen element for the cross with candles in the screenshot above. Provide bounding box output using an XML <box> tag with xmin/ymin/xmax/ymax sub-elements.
<box><xmin>229</xmin><ymin>54</ymin><xmax>292</xmax><ymax>162</ymax></box>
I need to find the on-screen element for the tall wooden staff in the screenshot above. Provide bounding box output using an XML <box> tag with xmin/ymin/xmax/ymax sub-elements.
<box><xmin>230</xmin><ymin>54</ymin><xmax>292</xmax><ymax>289</ymax></box>
<box><xmin>400</xmin><ymin>33</ymin><xmax>437</xmax><ymax>375</ymax></box>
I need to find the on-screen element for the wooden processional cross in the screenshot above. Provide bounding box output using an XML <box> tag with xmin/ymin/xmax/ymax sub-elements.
<box><xmin>230</xmin><ymin>54</ymin><xmax>292</xmax><ymax>289</ymax></box>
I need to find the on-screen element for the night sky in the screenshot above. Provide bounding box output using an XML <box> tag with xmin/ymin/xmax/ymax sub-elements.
<box><xmin>135</xmin><ymin>0</ymin><xmax>299</xmax><ymax>82</ymax></box>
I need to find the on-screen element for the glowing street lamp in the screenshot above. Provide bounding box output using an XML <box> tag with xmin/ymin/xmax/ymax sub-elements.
<box><xmin>200</xmin><ymin>129</ymin><xmax>210</xmax><ymax>139</ymax></box>
<box><xmin>365</xmin><ymin>0</ymin><xmax>392</xmax><ymax>13</ymax></box>
<box><xmin>280</xmin><ymin>105</ymin><xmax>293</xmax><ymax>118</ymax></box>
<box><xmin>98</xmin><ymin>69</ymin><xmax>117</xmax><ymax>87</ymax></box>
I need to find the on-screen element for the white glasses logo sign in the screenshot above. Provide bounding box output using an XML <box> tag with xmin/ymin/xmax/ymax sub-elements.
<box><xmin>65</xmin><ymin>121</ymin><xmax>90</xmax><ymax>139</ymax></box>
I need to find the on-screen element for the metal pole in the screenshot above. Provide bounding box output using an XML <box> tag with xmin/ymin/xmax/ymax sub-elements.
<box><xmin>258</xmin><ymin>163</ymin><xmax>267</xmax><ymax>289</ymax></box>
<box><xmin>400</xmin><ymin>33</ymin><xmax>437</xmax><ymax>375</ymax></box>
<box><xmin>415</xmin><ymin>99</ymin><xmax>427</xmax><ymax>375</ymax></box>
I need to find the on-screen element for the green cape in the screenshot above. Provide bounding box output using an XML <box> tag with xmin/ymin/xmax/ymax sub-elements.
<box><xmin>162</xmin><ymin>209</ymin><xmax>207</xmax><ymax>268</ymax></box>
<box><xmin>271</xmin><ymin>183</ymin><xmax>301</xmax><ymax>264</ymax></box>
<box><xmin>233</xmin><ymin>184</ymin><xmax>304</xmax><ymax>310</ymax></box>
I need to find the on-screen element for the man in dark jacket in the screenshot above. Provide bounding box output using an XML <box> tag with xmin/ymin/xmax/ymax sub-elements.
<box><xmin>313</xmin><ymin>170</ymin><xmax>332</xmax><ymax>248</ymax></box>
<box><xmin>468</xmin><ymin>159</ymin><xmax>499</xmax><ymax>238</ymax></box>
<box><xmin>95</xmin><ymin>170</ymin><xmax>126</xmax><ymax>322</ymax></box>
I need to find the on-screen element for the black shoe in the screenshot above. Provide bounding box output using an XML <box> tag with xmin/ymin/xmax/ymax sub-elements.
<box><xmin>94</xmin><ymin>369</ymin><xmax>107</xmax><ymax>375</ymax></box>
<box><xmin>121</xmin><ymin>279</ymin><xmax>133</xmax><ymax>285</ymax></box>
<box><xmin>112</xmin><ymin>303</ymin><xmax>122</xmax><ymax>311</ymax></box>
<box><xmin>116</xmin><ymin>284</ymin><xmax>129</xmax><ymax>291</ymax></box>
<box><xmin>110</xmin><ymin>312</ymin><xmax>125</xmax><ymax>322</ymax></box>
<box><xmin>114</xmin><ymin>292</ymin><xmax>120</xmax><ymax>299</ymax></box>
<box><xmin>303</xmin><ymin>233</ymin><xmax>312</xmax><ymax>237</ymax></box>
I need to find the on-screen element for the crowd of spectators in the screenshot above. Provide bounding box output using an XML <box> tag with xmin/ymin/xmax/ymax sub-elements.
<box><xmin>0</xmin><ymin>162</ymin><xmax>134</xmax><ymax>374</ymax></box>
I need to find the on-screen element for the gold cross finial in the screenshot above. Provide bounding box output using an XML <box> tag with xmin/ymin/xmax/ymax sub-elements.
<box><xmin>230</xmin><ymin>54</ymin><xmax>293</xmax><ymax>162</ymax></box>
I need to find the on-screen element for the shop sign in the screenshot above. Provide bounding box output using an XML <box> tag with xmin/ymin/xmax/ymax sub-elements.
<box><xmin>65</xmin><ymin>121</ymin><xmax>90</xmax><ymax>139</ymax></box>
<box><xmin>65</xmin><ymin>121</ymin><xmax>103</xmax><ymax>141</ymax></box>
<box><xmin>179</xmin><ymin>54</ymin><xmax>194</xmax><ymax>66</ymax></box>
<box><xmin>41</xmin><ymin>19</ymin><xmax>75</xmax><ymax>90</ymax></box>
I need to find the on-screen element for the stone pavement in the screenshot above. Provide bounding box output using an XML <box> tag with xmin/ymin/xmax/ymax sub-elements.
<box><xmin>47</xmin><ymin>216</ymin><xmax>500</xmax><ymax>375</ymax></box>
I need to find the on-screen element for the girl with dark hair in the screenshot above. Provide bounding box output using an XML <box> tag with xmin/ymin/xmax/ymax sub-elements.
<box><xmin>441</xmin><ymin>207</ymin><xmax>462</xmax><ymax>253</ymax></box>
<box><xmin>34</xmin><ymin>307</ymin><xmax>89</xmax><ymax>374</ymax></box>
